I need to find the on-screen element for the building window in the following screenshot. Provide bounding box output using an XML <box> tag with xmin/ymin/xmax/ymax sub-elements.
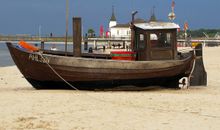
<box><xmin>117</xmin><ymin>30</ymin><xmax>119</xmax><ymax>35</ymax></box>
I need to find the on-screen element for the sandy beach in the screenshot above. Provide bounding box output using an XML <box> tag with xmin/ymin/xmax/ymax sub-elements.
<box><xmin>0</xmin><ymin>47</ymin><xmax>220</xmax><ymax>130</ymax></box>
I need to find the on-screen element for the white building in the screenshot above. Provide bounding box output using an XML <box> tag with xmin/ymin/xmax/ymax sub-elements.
<box><xmin>109</xmin><ymin>7</ymin><xmax>117</xmax><ymax>29</ymax></box>
<box><xmin>108</xmin><ymin>7</ymin><xmax>130</xmax><ymax>38</ymax></box>
<box><xmin>108</xmin><ymin>7</ymin><xmax>157</xmax><ymax>38</ymax></box>
<box><xmin>110</xmin><ymin>24</ymin><xmax>130</xmax><ymax>38</ymax></box>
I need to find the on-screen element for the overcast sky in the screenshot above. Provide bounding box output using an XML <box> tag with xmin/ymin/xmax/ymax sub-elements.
<box><xmin>0</xmin><ymin>0</ymin><xmax>219</xmax><ymax>36</ymax></box>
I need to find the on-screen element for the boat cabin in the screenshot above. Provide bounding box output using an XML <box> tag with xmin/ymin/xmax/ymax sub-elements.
<box><xmin>43</xmin><ymin>18</ymin><xmax>180</xmax><ymax>62</ymax></box>
<box><xmin>131</xmin><ymin>22</ymin><xmax>180</xmax><ymax>61</ymax></box>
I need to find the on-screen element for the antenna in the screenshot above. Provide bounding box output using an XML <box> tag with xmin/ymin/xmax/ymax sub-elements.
<box><xmin>152</xmin><ymin>6</ymin><xmax>155</xmax><ymax>15</ymax></box>
<box><xmin>112</xmin><ymin>5</ymin><xmax>114</xmax><ymax>15</ymax></box>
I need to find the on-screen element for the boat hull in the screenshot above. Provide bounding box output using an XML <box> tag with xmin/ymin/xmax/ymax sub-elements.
<box><xmin>6</xmin><ymin>42</ymin><xmax>194</xmax><ymax>90</ymax></box>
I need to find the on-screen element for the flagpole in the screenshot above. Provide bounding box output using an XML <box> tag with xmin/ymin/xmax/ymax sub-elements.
<box><xmin>65</xmin><ymin>0</ymin><xmax>69</xmax><ymax>55</ymax></box>
<box><xmin>184</xmin><ymin>21</ymin><xmax>189</xmax><ymax>46</ymax></box>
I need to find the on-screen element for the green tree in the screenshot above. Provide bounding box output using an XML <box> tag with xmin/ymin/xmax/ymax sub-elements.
<box><xmin>88</xmin><ymin>28</ymin><xmax>95</xmax><ymax>38</ymax></box>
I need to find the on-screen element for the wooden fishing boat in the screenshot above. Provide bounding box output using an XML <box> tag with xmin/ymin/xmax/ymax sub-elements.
<box><xmin>6</xmin><ymin>18</ymin><xmax>197</xmax><ymax>90</ymax></box>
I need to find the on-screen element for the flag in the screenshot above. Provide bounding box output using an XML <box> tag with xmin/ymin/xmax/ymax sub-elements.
<box><xmin>184</xmin><ymin>22</ymin><xmax>189</xmax><ymax>31</ymax></box>
<box><xmin>100</xmin><ymin>25</ymin><xmax>104</xmax><ymax>37</ymax></box>
<box><xmin>106</xmin><ymin>31</ymin><xmax>109</xmax><ymax>38</ymax></box>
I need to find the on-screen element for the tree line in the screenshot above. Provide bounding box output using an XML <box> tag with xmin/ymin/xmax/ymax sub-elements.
<box><xmin>178</xmin><ymin>29</ymin><xmax>220</xmax><ymax>38</ymax></box>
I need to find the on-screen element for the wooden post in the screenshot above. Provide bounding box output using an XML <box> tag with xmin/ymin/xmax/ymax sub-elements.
<box><xmin>123</xmin><ymin>41</ymin><xmax>125</xmax><ymax>49</ymax></box>
<box><xmin>84</xmin><ymin>38</ymin><xmax>88</xmax><ymax>51</ymax></box>
<box><xmin>73</xmin><ymin>17</ymin><xmax>82</xmax><ymax>57</ymax></box>
<box><xmin>41</xmin><ymin>41</ymin><xmax>44</xmax><ymax>50</ymax></box>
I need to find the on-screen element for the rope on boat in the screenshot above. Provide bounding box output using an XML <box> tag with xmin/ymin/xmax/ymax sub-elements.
<box><xmin>36</xmin><ymin>52</ymin><xmax>121</xmax><ymax>104</ymax></box>
<box><xmin>36</xmin><ymin>52</ymin><xmax>120</xmax><ymax>103</ymax></box>
<box><xmin>37</xmin><ymin>52</ymin><xmax>79</xmax><ymax>90</ymax></box>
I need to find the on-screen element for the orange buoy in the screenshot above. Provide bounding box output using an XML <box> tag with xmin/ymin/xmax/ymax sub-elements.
<box><xmin>18</xmin><ymin>40</ymin><xmax>39</xmax><ymax>52</ymax></box>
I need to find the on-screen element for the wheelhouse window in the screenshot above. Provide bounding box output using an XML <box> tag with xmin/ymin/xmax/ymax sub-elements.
<box><xmin>139</xmin><ymin>34</ymin><xmax>145</xmax><ymax>49</ymax></box>
<box><xmin>150</xmin><ymin>32</ymin><xmax>172</xmax><ymax>48</ymax></box>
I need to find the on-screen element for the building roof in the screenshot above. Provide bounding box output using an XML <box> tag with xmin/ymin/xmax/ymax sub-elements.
<box><xmin>110</xmin><ymin>13</ymin><xmax>116</xmax><ymax>21</ymax></box>
<box><xmin>135</xmin><ymin>21</ymin><xmax>180</xmax><ymax>30</ymax></box>
<box><xmin>111</xmin><ymin>24</ymin><xmax>130</xmax><ymax>28</ymax></box>
<box><xmin>149</xmin><ymin>14</ymin><xmax>157</xmax><ymax>22</ymax></box>
<box><xmin>133</xmin><ymin>18</ymin><xmax>146</xmax><ymax>23</ymax></box>
<box><xmin>111</xmin><ymin>18</ymin><xmax>146</xmax><ymax>28</ymax></box>
<box><xmin>110</xmin><ymin>6</ymin><xmax>116</xmax><ymax>21</ymax></box>
<box><xmin>149</xmin><ymin>6</ymin><xmax>157</xmax><ymax>22</ymax></box>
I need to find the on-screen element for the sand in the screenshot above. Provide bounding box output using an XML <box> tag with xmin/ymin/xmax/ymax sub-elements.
<box><xmin>0</xmin><ymin>47</ymin><xmax>220</xmax><ymax>130</ymax></box>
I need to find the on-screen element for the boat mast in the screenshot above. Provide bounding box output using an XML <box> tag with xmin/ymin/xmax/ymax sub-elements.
<box><xmin>39</xmin><ymin>25</ymin><xmax>42</xmax><ymax>41</ymax></box>
<box><xmin>65</xmin><ymin>0</ymin><xmax>69</xmax><ymax>55</ymax></box>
